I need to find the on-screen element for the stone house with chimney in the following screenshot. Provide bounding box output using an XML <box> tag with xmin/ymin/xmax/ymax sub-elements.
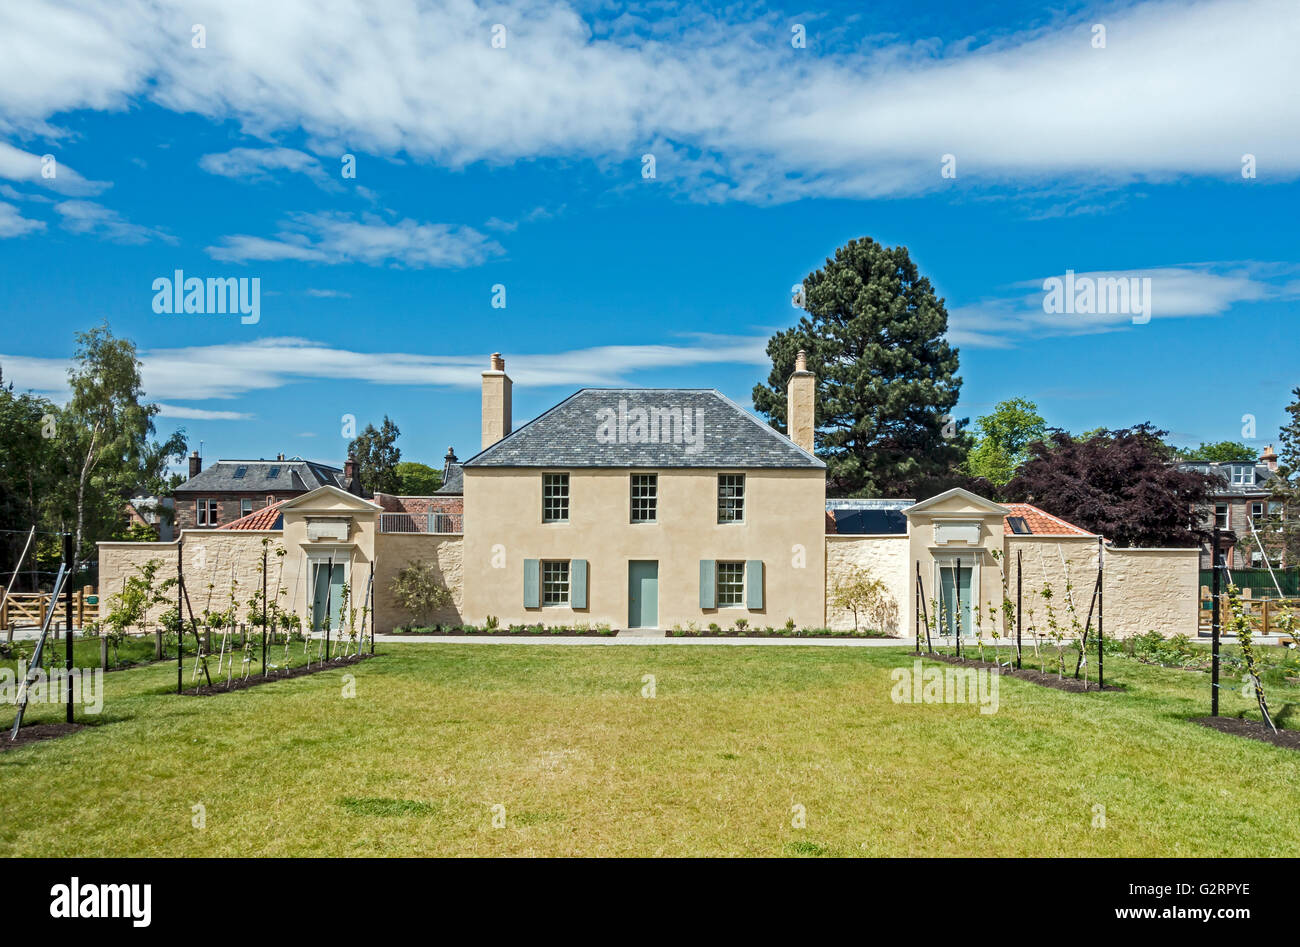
<box><xmin>1175</xmin><ymin>448</ymin><xmax>1283</xmax><ymax>569</ymax></box>
<box><xmin>99</xmin><ymin>353</ymin><xmax>1199</xmax><ymax>638</ymax></box>
<box><xmin>171</xmin><ymin>451</ymin><xmax>365</xmax><ymax>531</ymax></box>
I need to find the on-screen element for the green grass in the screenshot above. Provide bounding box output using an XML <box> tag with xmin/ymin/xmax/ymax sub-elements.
<box><xmin>1</xmin><ymin>643</ymin><xmax>1298</xmax><ymax>856</ymax></box>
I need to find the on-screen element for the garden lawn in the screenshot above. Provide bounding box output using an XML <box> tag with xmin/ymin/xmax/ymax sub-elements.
<box><xmin>1</xmin><ymin>643</ymin><xmax>1298</xmax><ymax>857</ymax></box>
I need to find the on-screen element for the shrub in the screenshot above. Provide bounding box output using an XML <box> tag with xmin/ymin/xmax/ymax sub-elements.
<box><xmin>389</xmin><ymin>561</ymin><xmax>453</xmax><ymax>625</ymax></box>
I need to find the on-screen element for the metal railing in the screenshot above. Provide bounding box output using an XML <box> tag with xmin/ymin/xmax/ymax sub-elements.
<box><xmin>378</xmin><ymin>512</ymin><xmax>463</xmax><ymax>535</ymax></box>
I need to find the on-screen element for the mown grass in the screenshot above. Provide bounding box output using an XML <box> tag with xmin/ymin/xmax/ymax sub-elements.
<box><xmin>0</xmin><ymin>643</ymin><xmax>1297</xmax><ymax>856</ymax></box>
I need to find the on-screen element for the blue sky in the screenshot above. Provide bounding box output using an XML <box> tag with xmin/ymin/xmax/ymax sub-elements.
<box><xmin>1</xmin><ymin>0</ymin><xmax>1297</xmax><ymax>476</ymax></box>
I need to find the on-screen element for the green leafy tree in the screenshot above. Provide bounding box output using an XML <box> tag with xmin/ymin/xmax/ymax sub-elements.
<box><xmin>50</xmin><ymin>324</ymin><xmax>186</xmax><ymax>577</ymax></box>
<box><xmin>0</xmin><ymin>370</ymin><xmax>61</xmax><ymax>587</ymax></box>
<box><xmin>1176</xmin><ymin>440</ymin><xmax>1256</xmax><ymax>462</ymax></box>
<box><xmin>349</xmin><ymin>416</ymin><xmax>402</xmax><ymax>494</ymax></box>
<box><xmin>394</xmin><ymin>461</ymin><xmax>441</xmax><ymax>495</ymax></box>
<box><xmin>752</xmin><ymin>238</ymin><xmax>966</xmax><ymax>496</ymax></box>
<box><xmin>965</xmin><ymin>398</ymin><xmax>1046</xmax><ymax>485</ymax></box>
<box><xmin>389</xmin><ymin>561</ymin><xmax>453</xmax><ymax>626</ymax></box>
<box><xmin>1254</xmin><ymin>386</ymin><xmax>1300</xmax><ymax>567</ymax></box>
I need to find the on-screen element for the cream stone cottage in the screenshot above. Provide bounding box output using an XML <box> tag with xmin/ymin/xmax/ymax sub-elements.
<box><xmin>98</xmin><ymin>353</ymin><xmax>1199</xmax><ymax>637</ymax></box>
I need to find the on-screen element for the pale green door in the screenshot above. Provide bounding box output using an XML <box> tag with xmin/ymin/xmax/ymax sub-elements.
<box><xmin>937</xmin><ymin>562</ymin><xmax>974</xmax><ymax>637</ymax></box>
<box><xmin>311</xmin><ymin>562</ymin><xmax>347</xmax><ymax>633</ymax></box>
<box><xmin>628</xmin><ymin>561</ymin><xmax>658</xmax><ymax>628</ymax></box>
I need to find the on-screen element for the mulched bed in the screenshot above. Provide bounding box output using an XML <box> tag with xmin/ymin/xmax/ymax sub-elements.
<box><xmin>925</xmin><ymin>651</ymin><xmax>1122</xmax><ymax>693</ymax></box>
<box><xmin>1</xmin><ymin>722</ymin><xmax>86</xmax><ymax>753</ymax></box>
<box><xmin>1193</xmin><ymin>715</ymin><xmax>1300</xmax><ymax>751</ymax></box>
<box><xmin>182</xmin><ymin>652</ymin><xmax>376</xmax><ymax>696</ymax></box>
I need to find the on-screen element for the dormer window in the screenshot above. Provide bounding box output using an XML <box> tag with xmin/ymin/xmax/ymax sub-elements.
<box><xmin>1230</xmin><ymin>465</ymin><xmax>1255</xmax><ymax>486</ymax></box>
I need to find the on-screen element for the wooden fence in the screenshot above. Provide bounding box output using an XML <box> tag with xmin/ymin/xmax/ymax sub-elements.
<box><xmin>1198</xmin><ymin>586</ymin><xmax>1300</xmax><ymax>637</ymax></box>
<box><xmin>0</xmin><ymin>585</ymin><xmax>95</xmax><ymax>636</ymax></box>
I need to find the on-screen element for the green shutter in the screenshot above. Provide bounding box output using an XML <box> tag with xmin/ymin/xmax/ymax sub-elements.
<box><xmin>746</xmin><ymin>560</ymin><xmax>764</xmax><ymax>609</ymax></box>
<box><xmin>571</xmin><ymin>559</ymin><xmax>588</xmax><ymax>609</ymax></box>
<box><xmin>699</xmin><ymin>560</ymin><xmax>716</xmax><ymax>608</ymax></box>
<box><xmin>524</xmin><ymin>559</ymin><xmax>540</xmax><ymax>608</ymax></box>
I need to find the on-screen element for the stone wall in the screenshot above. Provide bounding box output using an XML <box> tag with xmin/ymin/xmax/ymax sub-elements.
<box><xmin>97</xmin><ymin>531</ymin><xmax>277</xmax><ymax>627</ymax></box>
<box><xmin>1004</xmin><ymin>537</ymin><xmax>1198</xmax><ymax>638</ymax></box>
<box><xmin>373</xmin><ymin>533</ymin><xmax>464</xmax><ymax>630</ymax></box>
<box><xmin>825</xmin><ymin>535</ymin><xmax>910</xmax><ymax>634</ymax></box>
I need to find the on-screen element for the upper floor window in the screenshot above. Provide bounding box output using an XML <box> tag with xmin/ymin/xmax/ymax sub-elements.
<box><xmin>1230</xmin><ymin>465</ymin><xmax>1255</xmax><ymax>486</ymax></box>
<box><xmin>717</xmin><ymin>561</ymin><xmax>745</xmax><ymax>606</ymax></box>
<box><xmin>241</xmin><ymin>498</ymin><xmax>253</xmax><ymax>517</ymax></box>
<box><xmin>543</xmin><ymin>473</ymin><xmax>569</xmax><ymax>523</ymax></box>
<box><xmin>1214</xmin><ymin>503</ymin><xmax>1229</xmax><ymax>530</ymax></box>
<box><xmin>631</xmin><ymin>474</ymin><xmax>657</xmax><ymax>523</ymax></box>
<box><xmin>196</xmin><ymin>498</ymin><xmax>218</xmax><ymax>526</ymax></box>
<box><xmin>1251</xmin><ymin>501</ymin><xmax>1265</xmax><ymax>521</ymax></box>
<box><xmin>542</xmin><ymin>560</ymin><xmax>570</xmax><ymax>605</ymax></box>
<box><xmin>718</xmin><ymin>474</ymin><xmax>745</xmax><ymax>523</ymax></box>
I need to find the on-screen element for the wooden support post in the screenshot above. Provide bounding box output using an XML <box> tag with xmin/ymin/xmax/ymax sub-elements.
<box><xmin>100</xmin><ymin>635</ymin><xmax>108</xmax><ymax>670</ymax></box>
<box><xmin>155</xmin><ymin>628</ymin><xmax>164</xmax><ymax>660</ymax></box>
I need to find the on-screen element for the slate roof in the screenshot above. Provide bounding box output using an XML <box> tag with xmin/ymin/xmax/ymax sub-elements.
<box><xmin>1174</xmin><ymin>460</ymin><xmax>1275</xmax><ymax>497</ymax></box>
<box><xmin>174</xmin><ymin>459</ymin><xmax>347</xmax><ymax>494</ymax></box>
<box><xmin>436</xmin><ymin>462</ymin><xmax>463</xmax><ymax>494</ymax></box>
<box><xmin>463</xmin><ymin>389</ymin><xmax>825</xmax><ymax>469</ymax></box>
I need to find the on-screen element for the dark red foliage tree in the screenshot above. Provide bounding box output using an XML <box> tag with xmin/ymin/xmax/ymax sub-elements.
<box><xmin>1005</xmin><ymin>423</ymin><xmax>1214</xmax><ymax>547</ymax></box>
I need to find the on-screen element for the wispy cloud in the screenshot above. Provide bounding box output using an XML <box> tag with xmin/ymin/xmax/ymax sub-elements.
<box><xmin>0</xmin><ymin>0</ymin><xmax>1295</xmax><ymax>204</ymax></box>
<box><xmin>304</xmin><ymin>288</ymin><xmax>351</xmax><ymax>298</ymax></box>
<box><xmin>54</xmin><ymin>199</ymin><xmax>173</xmax><ymax>244</ymax></box>
<box><xmin>947</xmin><ymin>262</ymin><xmax>1298</xmax><ymax>347</ymax></box>
<box><xmin>207</xmin><ymin>211</ymin><xmax>503</xmax><ymax>268</ymax></box>
<box><xmin>0</xmin><ymin>201</ymin><xmax>45</xmax><ymax>237</ymax></box>
<box><xmin>0</xmin><ymin>141</ymin><xmax>107</xmax><ymax>195</ymax></box>
<box><xmin>156</xmin><ymin>403</ymin><xmax>254</xmax><ymax>421</ymax></box>
<box><xmin>0</xmin><ymin>335</ymin><xmax>773</xmax><ymax>404</ymax></box>
<box><xmin>198</xmin><ymin>146</ymin><xmax>332</xmax><ymax>187</ymax></box>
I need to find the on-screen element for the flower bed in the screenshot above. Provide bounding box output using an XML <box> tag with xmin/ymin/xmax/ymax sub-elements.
<box><xmin>667</xmin><ymin>625</ymin><xmax>890</xmax><ymax>639</ymax></box>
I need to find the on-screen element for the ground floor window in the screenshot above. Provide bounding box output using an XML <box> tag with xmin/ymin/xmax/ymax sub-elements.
<box><xmin>542</xmin><ymin>560</ymin><xmax>570</xmax><ymax>605</ymax></box>
<box><xmin>716</xmin><ymin>561</ymin><xmax>745</xmax><ymax>606</ymax></box>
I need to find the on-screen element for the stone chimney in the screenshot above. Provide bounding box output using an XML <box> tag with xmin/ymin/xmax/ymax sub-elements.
<box><xmin>344</xmin><ymin>454</ymin><xmax>358</xmax><ymax>483</ymax></box>
<box><xmin>786</xmin><ymin>349</ymin><xmax>815</xmax><ymax>453</ymax></box>
<box><xmin>443</xmin><ymin>446</ymin><xmax>458</xmax><ymax>478</ymax></box>
<box><xmin>188</xmin><ymin>450</ymin><xmax>201</xmax><ymax>479</ymax></box>
<box><xmin>276</xmin><ymin>452</ymin><xmax>285</xmax><ymax>461</ymax></box>
<box><xmin>481</xmin><ymin>352</ymin><xmax>512</xmax><ymax>449</ymax></box>
<box><xmin>1260</xmin><ymin>444</ymin><xmax>1278</xmax><ymax>472</ymax></box>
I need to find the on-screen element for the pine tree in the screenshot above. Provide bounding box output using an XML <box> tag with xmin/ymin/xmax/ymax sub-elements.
<box><xmin>752</xmin><ymin>238</ymin><xmax>965</xmax><ymax>496</ymax></box>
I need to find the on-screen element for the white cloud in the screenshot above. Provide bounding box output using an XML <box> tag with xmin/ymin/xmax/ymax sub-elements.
<box><xmin>304</xmin><ymin>288</ymin><xmax>351</xmax><ymax>298</ymax></box>
<box><xmin>0</xmin><ymin>334</ymin><xmax>773</xmax><ymax>404</ymax></box>
<box><xmin>0</xmin><ymin>201</ymin><xmax>45</xmax><ymax>237</ymax></box>
<box><xmin>948</xmin><ymin>262</ymin><xmax>1297</xmax><ymax>347</ymax></box>
<box><xmin>54</xmin><ymin>199</ymin><xmax>173</xmax><ymax>243</ymax></box>
<box><xmin>0</xmin><ymin>141</ymin><xmax>107</xmax><ymax>195</ymax></box>
<box><xmin>0</xmin><ymin>0</ymin><xmax>1295</xmax><ymax>203</ymax></box>
<box><xmin>207</xmin><ymin>211</ymin><xmax>503</xmax><ymax>268</ymax></box>
<box><xmin>198</xmin><ymin>146</ymin><xmax>331</xmax><ymax>186</ymax></box>
<box><xmin>156</xmin><ymin>403</ymin><xmax>254</xmax><ymax>420</ymax></box>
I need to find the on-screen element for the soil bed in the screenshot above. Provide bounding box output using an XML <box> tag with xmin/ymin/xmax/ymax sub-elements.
<box><xmin>393</xmin><ymin>629</ymin><xmax>615</xmax><ymax>637</ymax></box>
<box><xmin>924</xmin><ymin>651</ymin><xmax>1122</xmax><ymax>693</ymax></box>
<box><xmin>1</xmin><ymin>722</ymin><xmax>86</xmax><ymax>752</ymax></box>
<box><xmin>1193</xmin><ymin>715</ymin><xmax>1300</xmax><ymax>751</ymax></box>
<box><xmin>182</xmin><ymin>652</ymin><xmax>376</xmax><ymax>696</ymax></box>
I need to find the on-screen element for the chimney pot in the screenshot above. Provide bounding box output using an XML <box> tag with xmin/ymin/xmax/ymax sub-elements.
<box><xmin>795</xmin><ymin>349</ymin><xmax>808</xmax><ymax>373</ymax></box>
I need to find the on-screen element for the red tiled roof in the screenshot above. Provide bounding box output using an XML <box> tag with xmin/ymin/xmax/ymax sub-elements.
<box><xmin>1002</xmin><ymin>503</ymin><xmax>1094</xmax><ymax>536</ymax></box>
<box><xmin>219</xmin><ymin>501</ymin><xmax>287</xmax><ymax>531</ymax></box>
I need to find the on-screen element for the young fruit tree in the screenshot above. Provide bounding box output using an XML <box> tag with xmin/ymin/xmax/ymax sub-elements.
<box><xmin>389</xmin><ymin>561</ymin><xmax>453</xmax><ymax>628</ymax></box>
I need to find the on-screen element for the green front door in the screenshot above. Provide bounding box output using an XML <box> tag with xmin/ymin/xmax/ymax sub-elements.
<box><xmin>311</xmin><ymin>561</ymin><xmax>347</xmax><ymax>633</ymax></box>
<box><xmin>628</xmin><ymin>560</ymin><xmax>658</xmax><ymax>628</ymax></box>
<box><xmin>937</xmin><ymin>561</ymin><xmax>974</xmax><ymax>637</ymax></box>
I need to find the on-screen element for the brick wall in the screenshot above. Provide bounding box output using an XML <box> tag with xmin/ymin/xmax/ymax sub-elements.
<box><xmin>173</xmin><ymin>492</ymin><xmax>301</xmax><ymax>530</ymax></box>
